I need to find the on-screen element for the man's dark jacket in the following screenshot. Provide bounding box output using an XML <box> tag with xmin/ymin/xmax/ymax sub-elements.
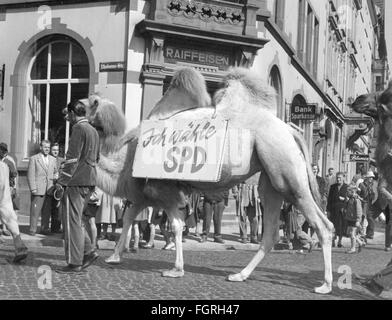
<box><xmin>58</xmin><ymin>119</ymin><xmax>99</xmax><ymax>187</ymax></box>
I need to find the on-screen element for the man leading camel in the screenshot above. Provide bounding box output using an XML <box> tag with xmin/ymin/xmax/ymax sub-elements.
<box><xmin>0</xmin><ymin>161</ymin><xmax>28</xmax><ymax>263</ymax></box>
<box><xmin>56</xmin><ymin>99</ymin><xmax>100</xmax><ymax>273</ymax></box>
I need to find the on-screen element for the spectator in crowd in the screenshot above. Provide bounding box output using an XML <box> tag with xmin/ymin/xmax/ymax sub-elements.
<box><xmin>281</xmin><ymin>202</ymin><xmax>316</xmax><ymax>253</ymax></box>
<box><xmin>325</xmin><ymin>167</ymin><xmax>336</xmax><ymax>195</ymax></box>
<box><xmin>49</xmin><ymin>142</ymin><xmax>64</xmax><ymax>233</ymax></box>
<box><xmin>312</xmin><ymin>164</ymin><xmax>328</xmax><ymax>213</ymax></box>
<box><xmin>356</xmin><ymin>173</ymin><xmax>392</xmax><ymax>296</ymax></box>
<box><xmin>232</xmin><ymin>176</ymin><xmax>262</xmax><ymax>244</ymax></box>
<box><xmin>27</xmin><ymin>140</ymin><xmax>57</xmax><ymax>236</ymax></box>
<box><xmin>352</xmin><ymin>166</ymin><xmax>367</xmax><ymax>186</ymax></box>
<box><xmin>158</xmin><ymin>209</ymin><xmax>176</xmax><ymax>251</ymax></box>
<box><xmin>200</xmin><ymin>190</ymin><xmax>228</xmax><ymax>244</ymax></box>
<box><xmin>364</xmin><ymin>171</ymin><xmax>382</xmax><ymax>240</ymax></box>
<box><xmin>83</xmin><ymin>187</ymin><xmax>103</xmax><ymax>250</ymax></box>
<box><xmin>327</xmin><ymin>172</ymin><xmax>348</xmax><ymax>248</ymax></box>
<box><xmin>378</xmin><ymin>174</ymin><xmax>392</xmax><ymax>251</ymax></box>
<box><xmin>183</xmin><ymin>192</ymin><xmax>203</xmax><ymax>240</ymax></box>
<box><xmin>0</xmin><ymin>142</ymin><xmax>18</xmax><ymax>236</ymax></box>
<box><xmin>356</xmin><ymin>173</ymin><xmax>370</xmax><ymax>244</ymax></box>
<box><xmin>128</xmin><ymin>207</ymin><xmax>151</xmax><ymax>253</ymax></box>
<box><xmin>0</xmin><ymin>161</ymin><xmax>28</xmax><ymax>263</ymax></box>
<box><xmin>96</xmin><ymin>193</ymin><xmax>121</xmax><ymax>241</ymax></box>
<box><xmin>142</xmin><ymin>206</ymin><xmax>157</xmax><ymax>249</ymax></box>
<box><xmin>344</xmin><ymin>183</ymin><xmax>364</xmax><ymax>254</ymax></box>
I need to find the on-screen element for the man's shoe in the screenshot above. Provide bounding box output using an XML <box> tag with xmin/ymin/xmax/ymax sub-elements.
<box><xmin>366</xmin><ymin>235</ymin><xmax>374</xmax><ymax>240</ymax></box>
<box><xmin>250</xmin><ymin>239</ymin><xmax>259</xmax><ymax>244</ymax></box>
<box><xmin>142</xmin><ymin>243</ymin><xmax>155</xmax><ymax>249</ymax></box>
<box><xmin>240</xmin><ymin>238</ymin><xmax>248</xmax><ymax>244</ymax></box>
<box><xmin>2</xmin><ymin>229</ymin><xmax>11</xmax><ymax>237</ymax></box>
<box><xmin>56</xmin><ymin>264</ymin><xmax>84</xmax><ymax>274</ymax></box>
<box><xmin>40</xmin><ymin>230</ymin><xmax>51</xmax><ymax>236</ymax></box>
<box><xmin>27</xmin><ymin>231</ymin><xmax>36</xmax><ymax>236</ymax></box>
<box><xmin>358</xmin><ymin>278</ymin><xmax>383</xmax><ymax>296</ymax></box>
<box><xmin>385</xmin><ymin>246</ymin><xmax>392</xmax><ymax>252</ymax></box>
<box><xmin>214</xmin><ymin>238</ymin><xmax>225</xmax><ymax>244</ymax></box>
<box><xmin>332</xmin><ymin>240</ymin><xmax>336</xmax><ymax>248</ymax></box>
<box><xmin>13</xmin><ymin>247</ymin><xmax>28</xmax><ymax>264</ymax></box>
<box><xmin>82</xmin><ymin>251</ymin><xmax>99</xmax><ymax>269</ymax></box>
<box><xmin>337</xmin><ymin>242</ymin><xmax>343</xmax><ymax>248</ymax></box>
<box><xmin>199</xmin><ymin>236</ymin><xmax>207</xmax><ymax>243</ymax></box>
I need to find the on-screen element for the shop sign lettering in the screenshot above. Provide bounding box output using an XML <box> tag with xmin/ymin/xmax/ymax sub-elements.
<box><xmin>164</xmin><ymin>46</ymin><xmax>230</xmax><ymax>70</ymax></box>
<box><xmin>291</xmin><ymin>104</ymin><xmax>317</xmax><ymax>121</ymax></box>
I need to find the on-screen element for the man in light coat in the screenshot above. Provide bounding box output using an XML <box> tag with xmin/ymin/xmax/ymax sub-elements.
<box><xmin>27</xmin><ymin>140</ymin><xmax>57</xmax><ymax>235</ymax></box>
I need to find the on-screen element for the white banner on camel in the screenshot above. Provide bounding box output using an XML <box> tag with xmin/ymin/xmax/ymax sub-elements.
<box><xmin>133</xmin><ymin>117</ymin><xmax>229</xmax><ymax>182</ymax></box>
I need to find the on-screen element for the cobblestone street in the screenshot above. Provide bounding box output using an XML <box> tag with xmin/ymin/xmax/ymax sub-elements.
<box><xmin>1</xmin><ymin>236</ymin><xmax>391</xmax><ymax>301</ymax></box>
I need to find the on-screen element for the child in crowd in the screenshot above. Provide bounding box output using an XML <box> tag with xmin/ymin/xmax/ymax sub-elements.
<box><xmin>345</xmin><ymin>184</ymin><xmax>364</xmax><ymax>254</ymax></box>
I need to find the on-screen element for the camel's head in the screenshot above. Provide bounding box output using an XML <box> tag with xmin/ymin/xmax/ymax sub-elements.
<box><xmin>352</xmin><ymin>81</ymin><xmax>392</xmax><ymax>122</ymax></box>
<box><xmin>80</xmin><ymin>93</ymin><xmax>127</xmax><ymax>153</ymax></box>
<box><xmin>351</xmin><ymin>92</ymin><xmax>380</xmax><ymax>119</ymax></box>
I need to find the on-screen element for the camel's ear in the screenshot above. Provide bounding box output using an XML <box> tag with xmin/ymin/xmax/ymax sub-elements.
<box><xmin>89</xmin><ymin>93</ymin><xmax>101</xmax><ymax>109</ymax></box>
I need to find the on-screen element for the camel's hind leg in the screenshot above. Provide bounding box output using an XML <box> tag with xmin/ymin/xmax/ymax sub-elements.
<box><xmin>162</xmin><ymin>207</ymin><xmax>185</xmax><ymax>278</ymax></box>
<box><xmin>105</xmin><ymin>203</ymin><xmax>144</xmax><ymax>264</ymax></box>
<box><xmin>228</xmin><ymin>174</ymin><xmax>282</xmax><ymax>282</ymax></box>
<box><xmin>295</xmin><ymin>196</ymin><xmax>333</xmax><ymax>294</ymax></box>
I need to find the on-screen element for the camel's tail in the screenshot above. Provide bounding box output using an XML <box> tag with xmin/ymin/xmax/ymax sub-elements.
<box><xmin>290</xmin><ymin>129</ymin><xmax>334</xmax><ymax>231</ymax></box>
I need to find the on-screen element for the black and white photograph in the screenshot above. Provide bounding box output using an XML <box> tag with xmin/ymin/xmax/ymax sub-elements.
<box><xmin>1</xmin><ymin>0</ymin><xmax>392</xmax><ymax>306</ymax></box>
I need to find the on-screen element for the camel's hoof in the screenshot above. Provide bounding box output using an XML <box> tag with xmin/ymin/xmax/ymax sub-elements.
<box><xmin>162</xmin><ymin>269</ymin><xmax>184</xmax><ymax>278</ymax></box>
<box><xmin>105</xmin><ymin>255</ymin><xmax>121</xmax><ymax>265</ymax></box>
<box><xmin>314</xmin><ymin>283</ymin><xmax>332</xmax><ymax>295</ymax></box>
<box><xmin>227</xmin><ymin>273</ymin><xmax>246</xmax><ymax>282</ymax></box>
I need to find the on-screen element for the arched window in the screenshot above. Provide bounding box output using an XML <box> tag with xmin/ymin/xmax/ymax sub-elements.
<box><xmin>28</xmin><ymin>39</ymin><xmax>89</xmax><ymax>156</ymax></box>
<box><xmin>268</xmin><ymin>65</ymin><xmax>283</xmax><ymax>119</ymax></box>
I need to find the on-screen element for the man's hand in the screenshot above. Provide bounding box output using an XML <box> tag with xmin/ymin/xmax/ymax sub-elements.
<box><xmin>355</xmin><ymin>221</ymin><xmax>361</xmax><ymax>228</ymax></box>
<box><xmin>31</xmin><ymin>190</ymin><xmax>37</xmax><ymax>195</ymax></box>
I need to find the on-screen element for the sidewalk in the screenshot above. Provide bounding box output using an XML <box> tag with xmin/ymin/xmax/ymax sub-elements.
<box><xmin>3</xmin><ymin>209</ymin><xmax>386</xmax><ymax>253</ymax></box>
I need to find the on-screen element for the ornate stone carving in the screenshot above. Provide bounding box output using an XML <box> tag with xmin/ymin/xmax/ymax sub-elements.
<box><xmin>167</xmin><ymin>0</ymin><xmax>244</xmax><ymax>25</ymax></box>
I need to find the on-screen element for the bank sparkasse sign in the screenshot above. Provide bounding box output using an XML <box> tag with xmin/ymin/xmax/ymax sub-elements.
<box><xmin>350</xmin><ymin>154</ymin><xmax>370</xmax><ymax>162</ymax></box>
<box><xmin>291</xmin><ymin>104</ymin><xmax>317</xmax><ymax>121</ymax></box>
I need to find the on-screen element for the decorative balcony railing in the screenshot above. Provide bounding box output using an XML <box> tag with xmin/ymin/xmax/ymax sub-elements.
<box><xmin>149</xmin><ymin>0</ymin><xmax>259</xmax><ymax>37</ymax></box>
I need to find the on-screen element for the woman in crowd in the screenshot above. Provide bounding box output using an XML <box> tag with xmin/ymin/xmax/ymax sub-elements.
<box><xmin>96</xmin><ymin>193</ymin><xmax>121</xmax><ymax>241</ymax></box>
<box><xmin>327</xmin><ymin>172</ymin><xmax>349</xmax><ymax>248</ymax></box>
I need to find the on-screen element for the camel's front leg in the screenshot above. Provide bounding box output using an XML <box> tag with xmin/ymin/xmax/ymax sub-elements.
<box><xmin>105</xmin><ymin>203</ymin><xmax>142</xmax><ymax>264</ymax></box>
<box><xmin>162</xmin><ymin>210</ymin><xmax>185</xmax><ymax>278</ymax></box>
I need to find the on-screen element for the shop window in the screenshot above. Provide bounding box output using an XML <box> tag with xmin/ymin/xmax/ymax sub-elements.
<box><xmin>28</xmin><ymin>40</ymin><xmax>89</xmax><ymax>156</ymax></box>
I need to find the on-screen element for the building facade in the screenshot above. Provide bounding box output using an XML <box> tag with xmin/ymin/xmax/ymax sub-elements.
<box><xmin>0</xmin><ymin>0</ymin><xmax>387</xmax><ymax>211</ymax></box>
